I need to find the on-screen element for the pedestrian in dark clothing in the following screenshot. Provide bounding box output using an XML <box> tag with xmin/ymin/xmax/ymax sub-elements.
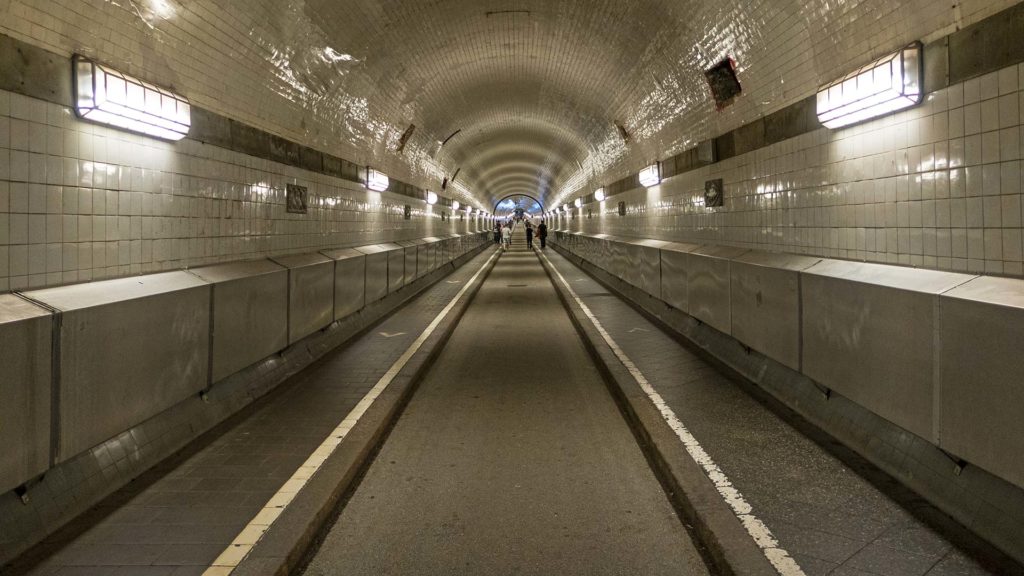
<box><xmin>493</xmin><ymin>223</ymin><xmax>501</xmax><ymax>245</ymax></box>
<box><xmin>525</xmin><ymin>223</ymin><xmax>534</xmax><ymax>248</ymax></box>
<box><xmin>537</xmin><ymin>221</ymin><xmax>548</xmax><ymax>249</ymax></box>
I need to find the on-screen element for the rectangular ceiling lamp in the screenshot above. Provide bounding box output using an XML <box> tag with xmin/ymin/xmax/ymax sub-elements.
<box><xmin>367</xmin><ymin>168</ymin><xmax>390</xmax><ymax>191</ymax></box>
<box><xmin>639</xmin><ymin>162</ymin><xmax>661</xmax><ymax>188</ymax></box>
<box><xmin>73</xmin><ymin>55</ymin><xmax>190</xmax><ymax>141</ymax></box>
<box><xmin>816</xmin><ymin>42</ymin><xmax>922</xmax><ymax>129</ymax></box>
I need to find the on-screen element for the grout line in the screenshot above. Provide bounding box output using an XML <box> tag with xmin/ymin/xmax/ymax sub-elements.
<box><xmin>538</xmin><ymin>248</ymin><xmax>806</xmax><ymax>576</ymax></box>
<box><xmin>202</xmin><ymin>248</ymin><xmax>500</xmax><ymax>575</ymax></box>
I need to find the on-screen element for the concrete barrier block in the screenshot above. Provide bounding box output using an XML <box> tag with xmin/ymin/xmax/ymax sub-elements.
<box><xmin>729</xmin><ymin>251</ymin><xmax>821</xmax><ymax>371</ymax></box>
<box><xmin>801</xmin><ymin>260</ymin><xmax>974</xmax><ymax>441</ymax></box>
<box><xmin>25</xmin><ymin>272</ymin><xmax>211</xmax><ymax>461</ymax></box>
<box><xmin>939</xmin><ymin>276</ymin><xmax>1024</xmax><ymax>489</ymax></box>
<box><xmin>270</xmin><ymin>253</ymin><xmax>335</xmax><ymax>344</ymax></box>
<box><xmin>687</xmin><ymin>245</ymin><xmax>748</xmax><ymax>334</ymax></box>
<box><xmin>0</xmin><ymin>295</ymin><xmax>52</xmax><ymax>493</ymax></box>
<box><xmin>323</xmin><ymin>248</ymin><xmax>367</xmax><ymax>320</ymax></box>
<box><xmin>190</xmin><ymin>259</ymin><xmax>288</xmax><ymax>383</ymax></box>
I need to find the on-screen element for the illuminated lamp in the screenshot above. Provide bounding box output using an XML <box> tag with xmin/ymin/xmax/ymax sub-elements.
<box><xmin>452</xmin><ymin>200</ymin><xmax>460</xmax><ymax>210</ymax></box>
<box><xmin>816</xmin><ymin>42</ymin><xmax>922</xmax><ymax>129</ymax></box>
<box><xmin>73</xmin><ymin>55</ymin><xmax>190</xmax><ymax>141</ymax></box>
<box><xmin>639</xmin><ymin>163</ymin><xmax>661</xmax><ymax>188</ymax></box>
<box><xmin>426</xmin><ymin>191</ymin><xmax>438</xmax><ymax>205</ymax></box>
<box><xmin>574</xmin><ymin>198</ymin><xmax>582</xmax><ymax>208</ymax></box>
<box><xmin>594</xmin><ymin>188</ymin><xmax>606</xmax><ymax>202</ymax></box>
<box><xmin>367</xmin><ymin>168</ymin><xmax>390</xmax><ymax>192</ymax></box>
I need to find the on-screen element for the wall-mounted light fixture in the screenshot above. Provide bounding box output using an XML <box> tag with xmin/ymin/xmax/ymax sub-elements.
<box><xmin>452</xmin><ymin>200</ymin><xmax>460</xmax><ymax>211</ymax></box>
<box><xmin>639</xmin><ymin>162</ymin><xmax>661</xmax><ymax>188</ymax></box>
<box><xmin>594</xmin><ymin>188</ymin><xmax>606</xmax><ymax>202</ymax></box>
<box><xmin>816</xmin><ymin>42</ymin><xmax>922</xmax><ymax>129</ymax></box>
<box><xmin>367</xmin><ymin>168</ymin><xmax>390</xmax><ymax>192</ymax></box>
<box><xmin>574</xmin><ymin>198</ymin><xmax>583</xmax><ymax>208</ymax></box>
<box><xmin>426</xmin><ymin>191</ymin><xmax>438</xmax><ymax>205</ymax></box>
<box><xmin>73</xmin><ymin>55</ymin><xmax>190</xmax><ymax>141</ymax></box>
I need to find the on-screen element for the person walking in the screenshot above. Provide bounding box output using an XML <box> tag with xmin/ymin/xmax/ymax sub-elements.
<box><xmin>501</xmin><ymin>223</ymin><xmax>512</xmax><ymax>251</ymax></box>
<box><xmin>525</xmin><ymin>222</ymin><xmax>534</xmax><ymax>249</ymax></box>
<box><xmin>537</xmin><ymin>220</ymin><xmax>548</xmax><ymax>249</ymax></box>
<box><xmin>493</xmin><ymin>222</ymin><xmax>501</xmax><ymax>245</ymax></box>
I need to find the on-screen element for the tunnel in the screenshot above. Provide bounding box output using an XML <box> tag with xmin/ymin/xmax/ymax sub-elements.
<box><xmin>2</xmin><ymin>1</ymin><xmax>1024</xmax><ymax>574</ymax></box>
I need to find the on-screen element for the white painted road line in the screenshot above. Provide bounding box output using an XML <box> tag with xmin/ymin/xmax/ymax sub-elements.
<box><xmin>203</xmin><ymin>248</ymin><xmax>500</xmax><ymax>576</ymax></box>
<box><xmin>539</xmin><ymin>250</ymin><xmax>806</xmax><ymax>576</ymax></box>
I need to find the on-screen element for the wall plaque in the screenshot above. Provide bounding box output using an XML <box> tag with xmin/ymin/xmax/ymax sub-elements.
<box><xmin>705</xmin><ymin>179</ymin><xmax>724</xmax><ymax>208</ymax></box>
<box><xmin>286</xmin><ymin>183</ymin><xmax>308</xmax><ymax>214</ymax></box>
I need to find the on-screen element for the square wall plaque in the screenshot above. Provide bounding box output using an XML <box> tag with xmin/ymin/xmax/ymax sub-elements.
<box><xmin>286</xmin><ymin>183</ymin><xmax>308</xmax><ymax>214</ymax></box>
<box><xmin>705</xmin><ymin>179</ymin><xmax>724</xmax><ymax>208</ymax></box>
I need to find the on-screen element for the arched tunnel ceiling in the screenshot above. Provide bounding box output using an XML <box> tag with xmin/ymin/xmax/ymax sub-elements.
<box><xmin>9</xmin><ymin>0</ymin><xmax>1017</xmax><ymax>210</ymax></box>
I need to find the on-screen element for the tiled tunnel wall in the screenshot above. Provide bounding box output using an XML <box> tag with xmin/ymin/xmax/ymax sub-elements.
<box><xmin>560</xmin><ymin>61</ymin><xmax>1024</xmax><ymax>277</ymax></box>
<box><xmin>0</xmin><ymin>87</ymin><xmax>486</xmax><ymax>292</ymax></box>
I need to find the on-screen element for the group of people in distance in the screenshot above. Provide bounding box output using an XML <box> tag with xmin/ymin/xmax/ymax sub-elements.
<box><xmin>492</xmin><ymin>219</ymin><xmax>548</xmax><ymax>251</ymax></box>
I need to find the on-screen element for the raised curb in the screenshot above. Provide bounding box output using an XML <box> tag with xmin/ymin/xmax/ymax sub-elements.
<box><xmin>232</xmin><ymin>247</ymin><xmax>501</xmax><ymax>576</ymax></box>
<box><xmin>535</xmin><ymin>248</ymin><xmax>777</xmax><ymax>576</ymax></box>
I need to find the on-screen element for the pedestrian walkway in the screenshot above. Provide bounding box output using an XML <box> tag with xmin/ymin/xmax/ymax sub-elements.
<box><xmin>538</xmin><ymin>247</ymin><xmax>1021</xmax><ymax>576</ymax></box>
<box><xmin>2</xmin><ymin>248</ymin><xmax>497</xmax><ymax>576</ymax></box>
<box><xmin>301</xmin><ymin>222</ymin><xmax>710</xmax><ymax>575</ymax></box>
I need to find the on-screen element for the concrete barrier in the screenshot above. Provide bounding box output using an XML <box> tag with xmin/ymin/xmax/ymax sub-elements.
<box><xmin>24</xmin><ymin>272</ymin><xmax>211</xmax><ymax>461</ymax></box>
<box><xmin>271</xmin><ymin>253</ymin><xmax>336</xmax><ymax>344</ymax></box>
<box><xmin>322</xmin><ymin>248</ymin><xmax>367</xmax><ymax>321</ymax></box>
<box><xmin>190</xmin><ymin>259</ymin><xmax>289</xmax><ymax>384</ymax></box>
<box><xmin>729</xmin><ymin>251</ymin><xmax>821</xmax><ymax>372</ymax></box>
<box><xmin>0</xmin><ymin>295</ymin><xmax>52</xmax><ymax>494</ymax></box>
<box><xmin>939</xmin><ymin>276</ymin><xmax>1024</xmax><ymax>489</ymax></box>
<box><xmin>687</xmin><ymin>245</ymin><xmax>748</xmax><ymax>335</ymax></box>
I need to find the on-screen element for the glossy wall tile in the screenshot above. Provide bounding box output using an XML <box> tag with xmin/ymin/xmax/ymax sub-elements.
<box><xmin>0</xmin><ymin>89</ymin><xmax>483</xmax><ymax>292</ymax></box>
<box><xmin>562</xmin><ymin>63</ymin><xmax>1024</xmax><ymax>277</ymax></box>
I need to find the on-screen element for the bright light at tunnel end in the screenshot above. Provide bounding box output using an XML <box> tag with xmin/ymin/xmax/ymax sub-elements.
<box><xmin>367</xmin><ymin>168</ymin><xmax>390</xmax><ymax>192</ymax></box>
<box><xmin>816</xmin><ymin>41</ymin><xmax>923</xmax><ymax>130</ymax></box>
<box><xmin>639</xmin><ymin>162</ymin><xmax>661</xmax><ymax>188</ymax></box>
<box><xmin>73</xmin><ymin>55</ymin><xmax>191</xmax><ymax>141</ymax></box>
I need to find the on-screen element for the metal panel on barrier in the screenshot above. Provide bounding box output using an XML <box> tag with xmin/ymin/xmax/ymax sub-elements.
<box><xmin>356</xmin><ymin>244</ymin><xmax>392</xmax><ymax>303</ymax></box>
<box><xmin>939</xmin><ymin>276</ymin><xmax>1024</xmax><ymax>488</ymax></box>
<box><xmin>729</xmin><ymin>251</ymin><xmax>821</xmax><ymax>371</ymax></box>
<box><xmin>270</xmin><ymin>253</ymin><xmax>335</xmax><ymax>344</ymax></box>
<box><xmin>190</xmin><ymin>259</ymin><xmax>288</xmax><ymax>383</ymax></box>
<box><xmin>321</xmin><ymin>248</ymin><xmax>367</xmax><ymax>321</ymax></box>
<box><xmin>25</xmin><ymin>272</ymin><xmax>210</xmax><ymax>461</ymax></box>
<box><xmin>0</xmin><ymin>295</ymin><xmax>51</xmax><ymax>493</ymax></box>
<box><xmin>383</xmin><ymin>244</ymin><xmax>404</xmax><ymax>293</ymax></box>
<box><xmin>801</xmin><ymin>260</ymin><xmax>974</xmax><ymax>440</ymax></box>
<box><xmin>396</xmin><ymin>240</ymin><xmax>422</xmax><ymax>282</ymax></box>
<box><xmin>660</xmin><ymin>244</ymin><xmax>701</xmax><ymax>315</ymax></box>
<box><xmin>624</xmin><ymin>238</ymin><xmax>669</xmax><ymax>297</ymax></box>
<box><xmin>687</xmin><ymin>245</ymin><xmax>747</xmax><ymax>334</ymax></box>
<box><xmin>422</xmin><ymin>237</ymin><xmax>443</xmax><ymax>274</ymax></box>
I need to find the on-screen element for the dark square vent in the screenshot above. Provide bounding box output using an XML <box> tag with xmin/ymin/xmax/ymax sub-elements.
<box><xmin>704</xmin><ymin>58</ymin><xmax>742</xmax><ymax>109</ymax></box>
